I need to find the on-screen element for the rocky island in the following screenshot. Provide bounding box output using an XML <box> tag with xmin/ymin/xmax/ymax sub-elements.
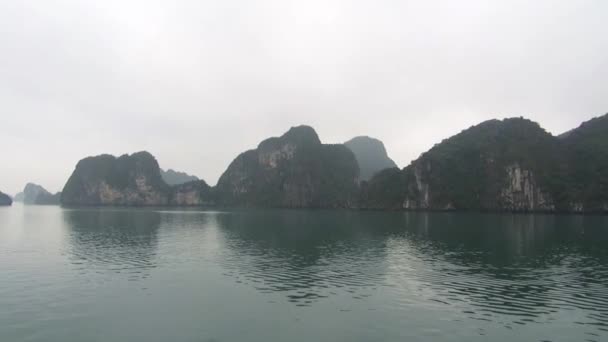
<box><xmin>13</xmin><ymin>183</ymin><xmax>61</xmax><ymax>205</ymax></box>
<box><xmin>344</xmin><ymin>136</ymin><xmax>398</xmax><ymax>181</ymax></box>
<box><xmin>0</xmin><ymin>191</ymin><xmax>12</xmax><ymax>206</ymax></box>
<box><xmin>360</xmin><ymin>115</ymin><xmax>608</xmax><ymax>213</ymax></box>
<box><xmin>58</xmin><ymin>115</ymin><xmax>608</xmax><ymax>213</ymax></box>
<box><xmin>160</xmin><ymin>169</ymin><xmax>199</xmax><ymax>186</ymax></box>
<box><xmin>215</xmin><ymin>125</ymin><xmax>359</xmax><ymax>208</ymax></box>
<box><xmin>61</xmin><ymin>151</ymin><xmax>212</xmax><ymax>206</ymax></box>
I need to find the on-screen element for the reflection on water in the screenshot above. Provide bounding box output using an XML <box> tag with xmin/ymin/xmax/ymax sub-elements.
<box><xmin>3</xmin><ymin>207</ymin><xmax>608</xmax><ymax>342</ymax></box>
<box><xmin>386</xmin><ymin>213</ymin><xmax>608</xmax><ymax>336</ymax></box>
<box><xmin>215</xmin><ymin>210</ymin><xmax>398</xmax><ymax>305</ymax></box>
<box><xmin>62</xmin><ymin>208</ymin><xmax>160</xmax><ymax>281</ymax></box>
<box><xmin>214</xmin><ymin>211</ymin><xmax>608</xmax><ymax>339</ymax></box>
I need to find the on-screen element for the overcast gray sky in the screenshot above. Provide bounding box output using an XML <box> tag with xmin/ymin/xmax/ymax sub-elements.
<box><xmin>1</xmin><ymin>0</ymin><xmax>607</xmax><ymax>195</ymax></box>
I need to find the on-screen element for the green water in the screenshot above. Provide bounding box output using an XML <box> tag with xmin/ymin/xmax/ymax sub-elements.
<box><xmin>1</xmin><ymin>204</ymin><xmax>607</xmax><ymax>341</ymax></box>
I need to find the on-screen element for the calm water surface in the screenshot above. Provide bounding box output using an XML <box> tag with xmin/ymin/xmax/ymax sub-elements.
<box><xmin>1</xmin><ymin>204</ymin><xmax>608</xmax><ymax>341</ymax></box>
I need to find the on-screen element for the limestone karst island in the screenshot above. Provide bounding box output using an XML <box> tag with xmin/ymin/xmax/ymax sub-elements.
<box><xmin>5</xmin><ymin>114</ymin><xmax>604</xmax><ymax>213</ymax></box>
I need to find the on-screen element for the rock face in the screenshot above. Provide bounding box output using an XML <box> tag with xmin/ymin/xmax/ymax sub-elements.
<box><xmin>21</xmin><ymin>183</ymin><xmax>61</xmax><ymax>205</ymax></box>
<box><xmin>215</xmin><ymin>125</ymin><xmax>360</xmax><ymax>208</ymax></box>
<box><xmin>160</xmin><ymin>169</ymin><xmax>199</xmax><ymax>186</ymax></box>
<box><xmin>361</xmin><ymin>118</ymin><xmax>562</xmax><ymax>211</ymax></box>
<box><xmin>500</xmin><ymin>164</ymin><xmax>555</xmax><ymax>211</ymax></box>
<box><xmin>344</xmin><ymin>136</ymin><xmax>398</xmax><ymax>181</ymax></box>
<box><xmin>0</xmin><ymin>191</ymin><xmax>12</xmax><ymax>206</ymax></box>
<box><xmin>62</xmin><ymin>152</ymin><xmax>171</xmax><ymax>206</ymax></box>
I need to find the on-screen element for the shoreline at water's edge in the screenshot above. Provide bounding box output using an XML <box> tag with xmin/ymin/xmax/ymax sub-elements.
<box><xmin>56</xmin><ymin>204</ymin><xmax>608</xmax><ymax>215</ymax></box>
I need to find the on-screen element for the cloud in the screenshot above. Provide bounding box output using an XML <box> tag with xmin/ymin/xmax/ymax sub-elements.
<box><xmin>1</xmin><ymin>0</ymin><xmax>607</xmax><ymax>194</ymax></box>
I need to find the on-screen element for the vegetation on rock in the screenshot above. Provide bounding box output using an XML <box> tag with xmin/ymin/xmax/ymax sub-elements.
<box><xmin>361</xmin><ymin>115</ymin><xmax>608</xmax><ymax>213</ymax></box>
<box><xmin>58</xmin><ymin>115</ymin><xmax>608</xmax><ymax>212</ymax></box>
<box><xmin>215</xmin><ymin>125</ymin><xmax>360</xmax><ymax>208</ymax></box>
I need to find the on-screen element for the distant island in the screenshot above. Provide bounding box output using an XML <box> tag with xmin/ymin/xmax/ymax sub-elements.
<box><xmin>13</xmin><ymin>183</ymin><xmax>61</xmax><ymax>205</ymax></box>
<box><xmin>344</xmin><ymin>136</ymin><xmax>398</xmax><ymax>181</ymax></box>
<box><xmin>56</xmin><ymin>114</ymin><xmax>608</xmax><ymax>213</ymax></box>
<box><xmin>0</xmin><ymin>191</ymin><xmax>12</xmax><ymax>206</ymax></box>
<box><xmin>160</xmin><ymin>169</ymin><xmax>199</xmax><ymax>186</ymax></box>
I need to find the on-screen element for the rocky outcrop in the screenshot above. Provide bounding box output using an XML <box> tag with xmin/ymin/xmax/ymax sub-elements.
<box><xmin>20</xmin><ymin>183</ymin><xmax>61</xmax><ymax>205</ymax></box>
<box><xmin>345</xmin><ymin>136</ymin><xmax>398</xmax><ymax>181</ymax></box>
<box><xmin>0</xmin><ymin>191</ymin><xmax>12</xmax><ymax>206</ymax></box>
<box><xmin>160</xmin><ymin>169</ymin><xmax>199</xmax><ymax>186</ymax></box>
<box><xmin>61</xmin><ymin>152</ymin><xmax>171</xmax><ymax>206</ymax></box>
<box><xmin>499</xmin><ymin>164</ymin><xmax>555</xmax><ymax>211</ymax></box>
<box><xmin>215</xmin><ymin>125</ymin><xmax>359</xmax><ymax>208</ymax></box>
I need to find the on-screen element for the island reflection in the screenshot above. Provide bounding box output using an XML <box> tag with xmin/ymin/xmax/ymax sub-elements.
<box><xmin>62</xmin><ymin>208</ymin><xmax>160</xmax><ymax>281</ymax></box>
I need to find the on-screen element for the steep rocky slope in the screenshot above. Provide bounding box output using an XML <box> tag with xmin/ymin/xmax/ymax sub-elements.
<box><xmin>215</xmin><ymin>125</ymin><xmax>360</xmax><ymax>208</ymax></box>
<box><xmin>361</xmin><ymin>118</ymin><xmax>564</xmax><ymax>211</ymax></box>
<box><xmin>559</xmin><ymin>114</ymin><xmax>608</xmax><ymax>212</ymax></box>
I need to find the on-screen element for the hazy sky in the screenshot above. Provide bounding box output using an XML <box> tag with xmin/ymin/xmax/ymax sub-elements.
<box><xmin>1</xmin><ymin>0</ymin><xmax>607</xmax><ymax>195</ymax></box>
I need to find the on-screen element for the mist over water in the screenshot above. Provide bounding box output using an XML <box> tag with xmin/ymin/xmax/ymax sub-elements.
<box><xmin>1</xmin><ymin>205</ymin><xmax>608</xmax><ymax>341</ymax></box>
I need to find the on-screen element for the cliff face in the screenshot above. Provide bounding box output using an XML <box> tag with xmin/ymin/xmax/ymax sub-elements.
<box><xmin>362</xmin><ymin>118</ymin><xmax>563</xmax><ymax>212</ymax></box>
<box><xmin>215</xmin><ymin>125</ymin><xmax>360</xmax><ymax>208</ymax></box>
<box><xmin>0</xmin><ymin>191</ymin><xmax>12</xmax><ymax>206</ymax></box>
<box><xmin>344</xmin><ymin>136</ymin><xmax>398</xmax><ymax>181</ymax></box>
<box><xmin>499</xmin><ymin>164</ymin><xmax>555</xmax><ymax>211</ymax></box>
<box><xmin>61</xmin><ymin>152</ymin><xmax>171</xmax><ymax>206</ymax></box>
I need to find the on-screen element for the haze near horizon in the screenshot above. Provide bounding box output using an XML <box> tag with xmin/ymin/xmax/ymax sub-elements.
<box><xmin>1</xmin><ymin>0</ymin><xmax>607</xmax><ymax>195</ymax></box>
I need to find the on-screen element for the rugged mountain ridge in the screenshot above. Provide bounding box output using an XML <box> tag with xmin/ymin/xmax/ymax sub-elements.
<box><xmin>344</xmin><ymin>136</ymin><xmax>397</xmax><ymax>181</ymax></box>
<box><xmin>215</xmin><ymin>125</ymin><xmax>360</xmax><ymax>208</ymax></box>
<box><xmin>361</xmin><ymin>115</ymin><xmax>608</xmax><ymax>213</ymax></box>
<box><xmin>58</xmin><ymin>115</ymin><xmax>608</xmax><ymax>212</ymax></box>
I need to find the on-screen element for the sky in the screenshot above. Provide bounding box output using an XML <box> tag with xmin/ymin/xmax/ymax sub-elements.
<box><xmin>1</xmin><ymin>0</ymin><xmax>607</xmax><ymax>195</ymax></box>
